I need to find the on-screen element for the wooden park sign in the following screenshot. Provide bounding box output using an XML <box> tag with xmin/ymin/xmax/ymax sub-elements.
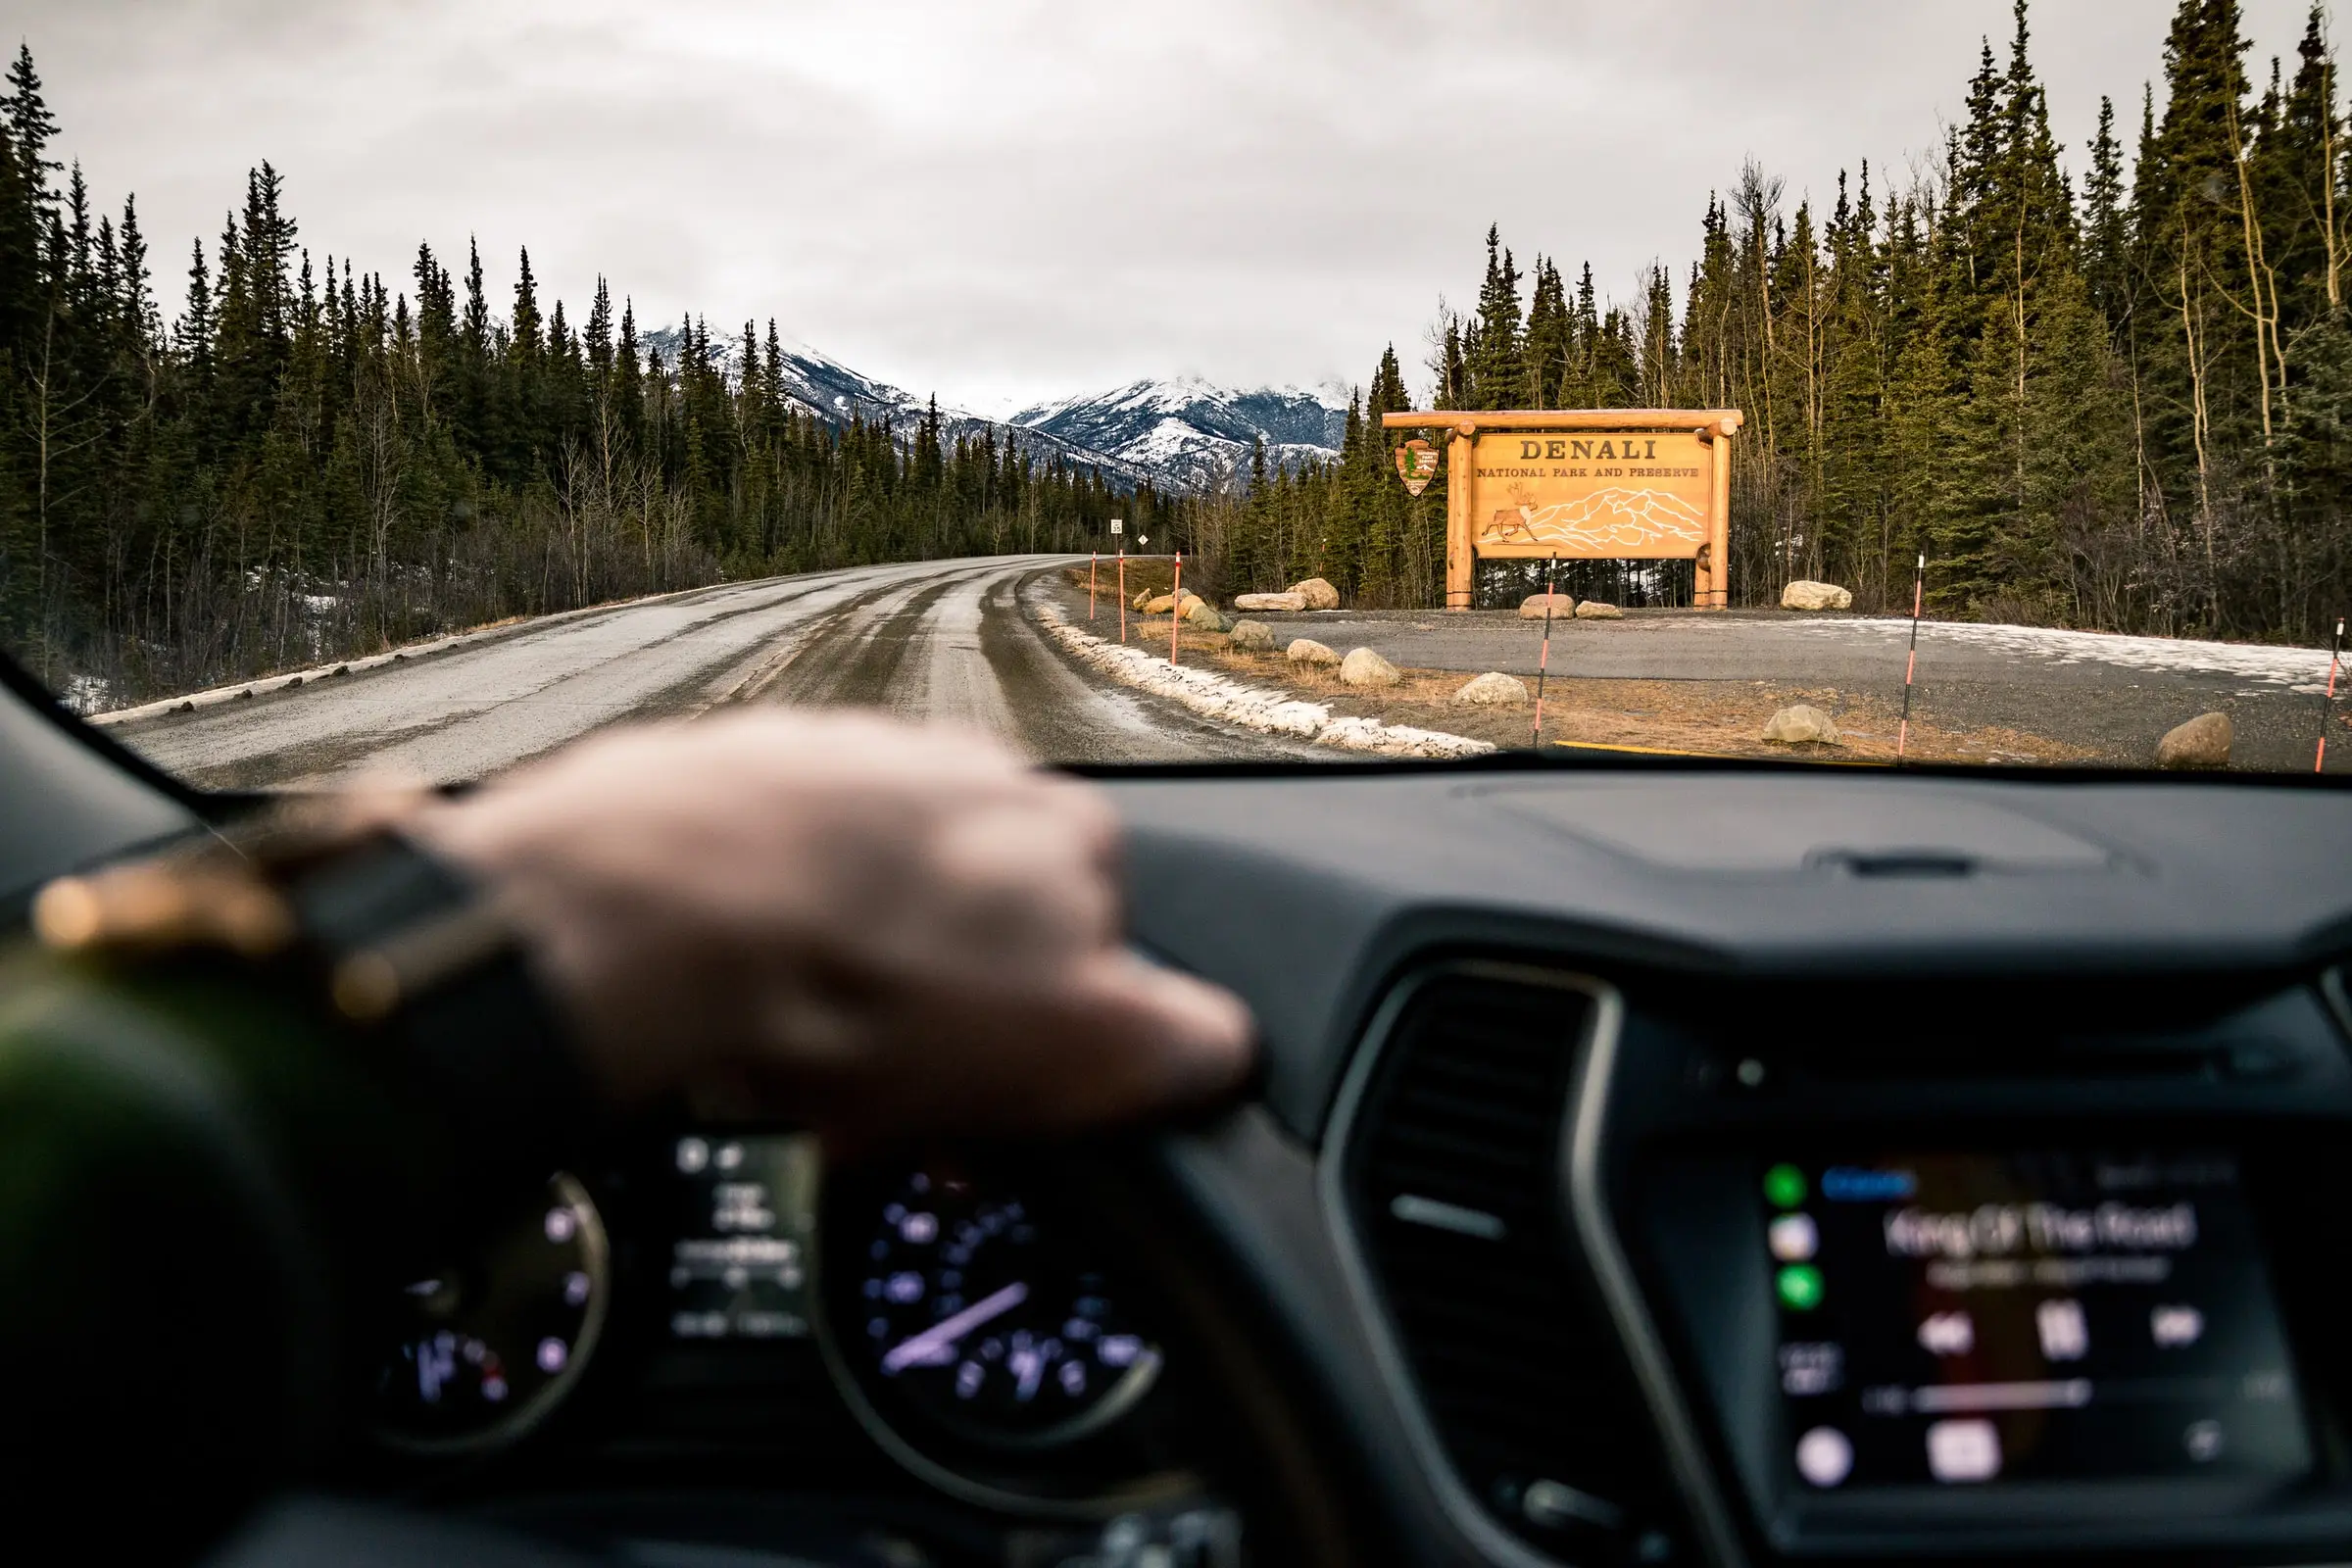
<box><xmin>1381</xmin><ymin>409</ymin><xmax>1744</xmax><ymax>610</ymax></box>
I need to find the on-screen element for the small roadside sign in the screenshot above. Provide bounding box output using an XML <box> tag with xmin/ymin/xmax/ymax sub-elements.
<box><xmin>1109</xmin><ymin>518</ymin><xmax>1123</xmax><ymax>536</ymax></box>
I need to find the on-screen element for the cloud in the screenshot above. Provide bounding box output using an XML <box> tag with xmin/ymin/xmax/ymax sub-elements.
<box><xmin>20</xmin><ymin>0</ymin><xmax>2321</xmax><ymax>411</ymax></box>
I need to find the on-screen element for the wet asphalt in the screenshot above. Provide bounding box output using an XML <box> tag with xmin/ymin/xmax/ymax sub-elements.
<box><xmin>110</xmin><ymin>557</ymin><xmax>1308</xmax><ymax>789</ymax></box>
<box><xmin>105</xmin><ymin>565</ymin><xmax>2346</xmax><ymax>785</ymax></box>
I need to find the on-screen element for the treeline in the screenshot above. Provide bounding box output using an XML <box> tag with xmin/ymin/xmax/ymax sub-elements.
<box><xmin>1191</xmin><ymin>0</ymin><xmax>2351</xmax><ymax>642</ymax></box>
<box><xmin>0</xmin><ymin>46</ymin><xmax>1160</xmax><ymax>706</ymax></box>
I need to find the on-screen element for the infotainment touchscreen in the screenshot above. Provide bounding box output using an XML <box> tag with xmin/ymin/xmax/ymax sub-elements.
<box><xmin>1762</xmin><ymin>1152</ymin><xmax>2309</xmax><ymax>1491</ymax></box>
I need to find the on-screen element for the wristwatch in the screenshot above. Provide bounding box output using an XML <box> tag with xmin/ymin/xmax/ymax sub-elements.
<box><xmin>29</xmin><ymin>811</ymin><xmax>593</xmax><ymax>1175</ymax></box>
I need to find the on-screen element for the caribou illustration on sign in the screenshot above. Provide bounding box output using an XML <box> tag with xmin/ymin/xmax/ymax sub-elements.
<box><xmin>1480</xmin><ymin>487</ymin><xmax>1709</xmax><ymax>555</ymax></box>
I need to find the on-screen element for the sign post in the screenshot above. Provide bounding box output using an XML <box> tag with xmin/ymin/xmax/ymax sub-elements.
<box><xmin>1383</xmin><ymin>409</ymin><xmax>1743</xmax><ymax>610</ymax></box>
<box><xmin>1111</xmin><ymin>518</ymin><xmax>1126</xmax><ymax>644</ymax></box>
<box><xmin>1096</xmin><ymin>519</ymin><xmax>1118</xmax><ymax>622</ymax></box>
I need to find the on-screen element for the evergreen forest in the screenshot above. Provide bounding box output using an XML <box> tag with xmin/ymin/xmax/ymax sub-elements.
<box><xmin>2</xmin><ymin>0</ymin><xmax>2348</xmax><ymax>710</ymax></box>
<box><xmin>1193</xmin><ymin>0</ymin><xmax>2352</xmax><ymax>645</ymax></box>
<box><xmin>0</xmin><ymin>44</ymin><xmax>1164</xmax><ymax>705</ymax></box>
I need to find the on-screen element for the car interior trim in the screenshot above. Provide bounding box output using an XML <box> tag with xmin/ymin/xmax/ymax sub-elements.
<box><xmin>1320</xmin><ymin>957</ymin><xmax>1624</xmax><ymax>1568</ymax></box>
<box><xmin>1564</xmin><ymin>969</ymin><xmax>1752</xmax><ymax>1568</ymax></box>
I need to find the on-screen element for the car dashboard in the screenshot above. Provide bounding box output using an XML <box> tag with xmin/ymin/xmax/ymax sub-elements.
<box><xmin>312</xmin><ymin>763</ymin><xmax>2352</xmax><ymax>1568</ymax></box>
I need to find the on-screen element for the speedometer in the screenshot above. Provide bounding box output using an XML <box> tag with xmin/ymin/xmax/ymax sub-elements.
<box><xmin>853</xmin><ymin>1163</ymin><xmax>1162</xmax><ymax>1448</ymax></box>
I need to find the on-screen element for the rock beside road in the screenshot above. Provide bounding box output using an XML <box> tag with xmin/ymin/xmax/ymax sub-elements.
<box><xmin>1452</xmin><ymin>671</ymin><xmax>1529</xmax><ymax>706</ymax></box>
<box><xmin>1519</xmin><ymin>592</ymin><xmax>1577</xmax><ymax>619</ymax></box>
<box><xmin>1763</xmin><ymin>704</ymin><xmax>1842</xmax><ymax>744</ymax></box>
<box><xmin>2157</xmin><ymin>710</ymin><xmax>2232</xmax><ymax>768</ymax></box>
<box><xmin>1184</xmin><ymin>600</ymin><xmax>1230</xmax><ymax>631</ymax></box>
<box><xmin>1290</xmin><ymin>577</ymin><xmax>1342</xmax><ymax>611</ymax></box>
<box><xmin>1782</xmin><ymin>580</ymin><xmax>1854</xmax><ymax>611</ymax></box>
<box><xmin>1143</xmin><ymin>591</ymin><xmax>1204</xmax><ymax>616</ymax></box>
<box><xmin>1234</xmin><ymin>591</ymin><xmax>1307</xmax><ymax>612</ymax></box>
<box><xmin>1287</xmin><ymin>638</ymin><xmax>1341</xmax><ymax>666</ymax></box>
<box><xmin>1340</xmin><ymin>647</ymin><xmax>1401</xmax><ymax>687</ymax></box>
<box><xmin>1228</xmin><ymin>619</ymin><xmax>1277</xmax><ymax>651</ymax></box>
<box><xmin>1575</xmin><ymin>600</ymin><xmax>1624</xmax><ymax>619</ymax></box>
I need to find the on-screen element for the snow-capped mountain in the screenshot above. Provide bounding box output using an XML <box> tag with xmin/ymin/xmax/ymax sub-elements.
<box><xmin>643</xmin><ymin>330</ymin><xmax>1348</xmax><ymax>493</ymax></box>
<box><xmin>642</xmin><ymin>326</ymin><xmax>1157</xmax><ymax>488</ymax></box>
<box><xmin>1010</xmin><ymin>377</ymin><xmax>1350</xmax><ymax>492</ymax></box>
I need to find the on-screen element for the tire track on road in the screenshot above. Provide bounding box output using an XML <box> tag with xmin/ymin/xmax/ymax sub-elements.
<box><xmin>980</xmin><ymin>568</ymin><xmax>1320</xmax><ymax>763</ymax></box>
<box><xmin>746</xmin><ymin>565</ymin><xmax>1000</xmax><ymax>713</ymax></box>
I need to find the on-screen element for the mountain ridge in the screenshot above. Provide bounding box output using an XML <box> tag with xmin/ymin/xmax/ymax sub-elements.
<box><xmin>1012</xmin><ymin>375</ymin><xmax>1348</xmax><ymax>491</ymax></box>
<box><xmin>647</xmin><ymin>326</ymin><xmax>1350</xmax><ymax>493</ymax></box>
<box><xmin>643</xmin><ymin>325</ymin><xmax>1160</xmax><ymax>489</ymax></box>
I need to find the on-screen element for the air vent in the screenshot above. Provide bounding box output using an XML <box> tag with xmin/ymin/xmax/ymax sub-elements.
<box><xmin>1338</xmin><ymin>971</ymin><xmax>1674</xmax><ymax>1562</ymax></box>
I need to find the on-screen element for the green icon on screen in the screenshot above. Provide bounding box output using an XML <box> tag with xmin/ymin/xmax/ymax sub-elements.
<box><xmin>1777</xmin><ymin>1264</ymin><xmax>1825</xmax><ymax>1311</ymax></box>
<box><xmin>1764</xmin><ymin>1163</ymin><xmax>1807</xmax><ymax>1208</ymax></box>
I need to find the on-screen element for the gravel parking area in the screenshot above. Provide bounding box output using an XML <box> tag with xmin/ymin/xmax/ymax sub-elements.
<box><xmin>1053</xmin><ymin>576</ymin><xmax>2347</xmax><ymax>771</ymax></box>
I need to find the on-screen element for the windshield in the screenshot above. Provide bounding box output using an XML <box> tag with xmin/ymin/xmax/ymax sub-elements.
<box><xmin>0</xmin><ymin>3</ymin><xmax>2344</xmax><ymax>787</ymax></box>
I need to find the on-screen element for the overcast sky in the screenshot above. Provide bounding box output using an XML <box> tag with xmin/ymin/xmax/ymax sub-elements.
<box><xmin>15</xmin><ymin>0</ymin><xmax>2327</xmax><ymax>415</ymax></box>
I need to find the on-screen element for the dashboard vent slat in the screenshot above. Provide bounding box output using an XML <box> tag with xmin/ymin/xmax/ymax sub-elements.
<box><xmin>1341</xmin><ymin>972</ymin><xmax>1672</xmax><ymax>1559</ymax></box>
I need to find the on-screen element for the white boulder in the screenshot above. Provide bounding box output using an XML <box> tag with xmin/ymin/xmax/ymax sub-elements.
<box><xmin>2156</xmin><ymin>710</ymin><xmax>2231</xmax><ymax>769</ymax></box>
<box><xmin>1518</xmin><ymin>593</ymin><xmax>1576</xmax><ymax>619</ymax></box>
<box><xmin>1234</xmin><ymin>591</ymin><xmax>1308</xmax><ymax>612</ymax></box>
<box><xmin>1762</xmin><ymin>704</ymin><xmax>1842</xmax><ymax>744</ymax></box>
<box><xmin>1452</xmin><ymin>671</ymin><xmax>1530</xmax><ymax>706</ymax></box>
<box><xmin>1184</xmin><ymin>599</ymin><xmax>1229</xmax><ymax>630</ymax></box>
<box><xmin>1781</xmin><ymin>580</ymin><xmax>1854</xmax><ymax>612</ymax></box>
<box><xmin>1339</xmin><ymin>647</ymin><xmax>1402</xmax><ymax>687</ymax></box>
<box><xmin>1286</xmin><ymin>638</ymin><xmax>1341</xmax><ymax>666</ymax></box>
<box><xmin>1574</xmin><ymin>600</ymin><xmax>1623</xmax><ymax>619</ymax></box>
<box><xmin>1290</xmin><ymin>577</ymin><xmax>1342</xmax><ymax>611</ymax></box>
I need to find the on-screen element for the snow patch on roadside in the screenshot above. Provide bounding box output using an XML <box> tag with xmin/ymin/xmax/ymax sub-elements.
<box><xmin>1035</xmin><ymin>605</ymin><xmax>1494</xmax><ymax>759</ymax></box>
<box><xmin>1771</xmin><ymin>616</ymin><xmax>2339</xmax><ymax>693</ymax></box>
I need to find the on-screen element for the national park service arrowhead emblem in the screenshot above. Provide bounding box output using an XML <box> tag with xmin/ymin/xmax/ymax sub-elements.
<box><xmin>1394</xmin><ymin>438</ymin><xmax>1439</xmax><ymax>496</ymax></box>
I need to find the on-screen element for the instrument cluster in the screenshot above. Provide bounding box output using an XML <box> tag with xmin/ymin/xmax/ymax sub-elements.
<box><xmin>366</xmin><ymin>1136</ymin><xmax>1189</xmax><ymax>1512</ymax></box>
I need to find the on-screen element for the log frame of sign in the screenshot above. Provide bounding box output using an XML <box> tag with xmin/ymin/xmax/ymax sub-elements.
<box><xmin>1385</xmin><ymin>409</ymin><xmax>1742</xmax><ymax>612</ymax></box>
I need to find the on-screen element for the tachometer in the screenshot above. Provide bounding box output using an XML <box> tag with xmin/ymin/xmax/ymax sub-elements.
<box><xmin>374</xmin><ymin>1172</ymin><xmax>610</xmax><ymax>1453</ymax></box>
<box><xmin>853</xmin><ymin>1163</ymin><xmax>1161</xmax><ymax>1449</ymax></box>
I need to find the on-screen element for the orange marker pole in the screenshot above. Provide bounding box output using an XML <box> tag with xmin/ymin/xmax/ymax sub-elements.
<box><xmin>2319</xmin><ymin>616</ymin><xmax>2345</xmax><ymax>774</ymax></box>
<box><xmin>1532</xmin><ymin>553</ymin><xmax>1557</xmax><ymax>748</ymax></box>
<box><xmin>1118</xmin><ymin>550</ymin><xmax>1127</xmax><ymax>644</ymax></box>
<box><xmin>1170</xmin><ymin>552</ymin><xmax>1183</xmax><ymax>665</ymax></box>
<box><xmin>1090</xmin><ymin>552</ymin><xmax>1098</xmax><ymax>622</ymax></box>
<box><xmin>1896</xmin><ymin>552</ymin><xmax>1925</xmax><ymax>763</ymax></box>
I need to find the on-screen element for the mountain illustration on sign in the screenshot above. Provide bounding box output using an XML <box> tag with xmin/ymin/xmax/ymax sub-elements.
<box><xmin>1480</xmin><ymin>488</ymin><xmax>1707</xmax><ymax>553</ymax></box>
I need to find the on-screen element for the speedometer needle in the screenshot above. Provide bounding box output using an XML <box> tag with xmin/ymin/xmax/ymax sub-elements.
<box><xmin>880</xmin><ymin>1282</ymin><xmax>1029</xmax><ymax>1374</ymax></box>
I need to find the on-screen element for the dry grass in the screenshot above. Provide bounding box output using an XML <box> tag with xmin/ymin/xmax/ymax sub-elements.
<box><xmin>1137</xmin><ymin>624</ymin><xmax>2096</xmax><ymax>765</ymax></box>
<box><xmin>1061</xmin><ymin>560</ymin><xmax>1185</xmax><ymax>610</ymax></box>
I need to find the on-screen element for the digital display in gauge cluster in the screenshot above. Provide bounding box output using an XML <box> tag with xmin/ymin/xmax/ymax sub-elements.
<box><xmin>1763</xmin><ymin>1150</ymin><xmax>2310</xmax><ymax>1492</ymax></box>
<box><xmin>666</xmin><ymin>1133</ymin><xmax>819</xmax><ymax>1341</ymax></box>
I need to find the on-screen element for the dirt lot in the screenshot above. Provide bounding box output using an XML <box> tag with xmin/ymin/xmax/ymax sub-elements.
<box><xmin>1052</xmin><ymin>567</ymin><xmax>2343</xmax><ymax>768</ymax></box>
<box><xmin>1189</xmin><ymin>640</ymin><xmax>2091</xmax><ymax>765</ymax></box>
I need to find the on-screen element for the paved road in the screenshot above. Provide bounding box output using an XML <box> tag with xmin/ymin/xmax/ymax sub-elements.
<box><xmin>112</xmin><ymin>557</ymin><xmax>1305</xmax><ymax>789</ymax></box>
<box><xmin>100</xmin><ymin>564</ymin><xmax>2349</xmax><ymax>784</ymax></box>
